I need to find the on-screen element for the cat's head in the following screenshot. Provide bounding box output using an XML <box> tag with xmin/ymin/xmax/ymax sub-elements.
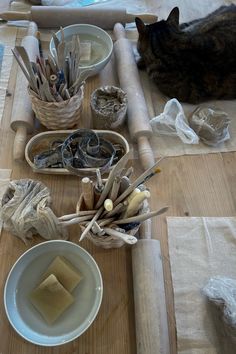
<box><xmin>135</xmin><ymin>7</ymin><xmax>180</xmax><ymax>56</ymax></box>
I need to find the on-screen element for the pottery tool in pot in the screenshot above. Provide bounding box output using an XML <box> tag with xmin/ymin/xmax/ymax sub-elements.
<box><xmin>0</xmin><ymin>7</ymin><xmax>157</xmax><ymax>29</ymax></box>
<box><xmin>10</xmin><ymin>22</ymin><xmax>39</xmax><ymax>161</ymax></box>
<box><xmin>113</xmin><ymin>23</ymin><xmax>155</xmax><ymax>171</ymax></box>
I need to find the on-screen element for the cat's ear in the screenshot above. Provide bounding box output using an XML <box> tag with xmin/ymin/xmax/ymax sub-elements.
<box><xmin>167</xmin><ymin>7</ymin><xmax>179</xmax><ymax>27</ymax></box>
<box><xmin>135</xmin><ymin>17</ymin><xmax>146</xmax><ymax>35</ymax></box>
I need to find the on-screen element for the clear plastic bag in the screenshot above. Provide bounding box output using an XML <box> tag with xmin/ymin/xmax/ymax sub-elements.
<box><xmin>189</xmin><ymin>106</ymin><xmax>231</xmax><ymax>146</ymax></box>
<box><xmin>150</xmin><ymin>98</ymin><xmax>199</xmax><ymax>144</ymax></box>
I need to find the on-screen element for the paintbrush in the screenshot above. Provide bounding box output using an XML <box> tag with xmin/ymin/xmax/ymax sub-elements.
<box><xmin>113</xmin><ymin>157</ymin><xmax>164</xmax><ymax>208</ymax></box>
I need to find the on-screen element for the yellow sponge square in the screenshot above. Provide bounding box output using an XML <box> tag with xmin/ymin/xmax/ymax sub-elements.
<box><xmin>30</xmin><ymin>274</ymin><xmax>74</xmax><ymax>324</ymax></box>
<box><xmin>42</xmin><ymin>256</ymin><xmax>82</xmax><ymax>292</ymax></box>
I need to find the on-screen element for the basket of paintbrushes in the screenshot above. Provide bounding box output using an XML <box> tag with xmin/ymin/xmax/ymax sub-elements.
<box><xmin>12</xmin><ymin>30</ymin><xmax>90</xmax><ymax>130</ymax></box>
<box><xmin>59</xmin><ymin>153</ymin><xmax>168</xmax><ymax>249</ymax></box>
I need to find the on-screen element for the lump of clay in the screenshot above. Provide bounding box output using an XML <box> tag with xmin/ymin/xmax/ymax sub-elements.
<box><xmin>189</xmin><ymin>106</ymin><xmax>230</xmax><ymax>146</ymax></box>
<box><xmin>0</xmin><ymin>179</ymin><xmax>68</xmax><ymax>243</ymax></box>
<box><xmin>30</xmin><ymin>274</ymin><xmax>74</xmax><ymax>324</ymax></box>
<box><xmin>42</xmin><ymin>256</ymin><xmax>82</xmax><ymax>292</ymax></box>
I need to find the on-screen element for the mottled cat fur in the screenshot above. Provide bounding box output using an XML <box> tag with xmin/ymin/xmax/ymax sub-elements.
<box><xmin>135</xmin><ymin>5</ymin><xmax>236</xmax><ymax>103</ymax></box>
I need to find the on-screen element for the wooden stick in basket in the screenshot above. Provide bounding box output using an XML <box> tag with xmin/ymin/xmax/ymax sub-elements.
<box><xmin>114</xmin><ymin>206</ymin><xmax>168</xmax><ymax>225</ymax></box>
<box><xmin>103</xmin><ymin>227</ymin><xmax>137</xmax><ymax>245</ymax></box>
<box><xmin>59</xmin><ymin>214</ymin><xmax>94</xmax><ymax>226</ymax></box>
<box><xmin>113</xmin><ymin>157</ymin><xmax>163</xmax><ymax>207</ymax></box>
<box><xmin>81</xmin><ymin>177</ymin><xmax>94</xmax><ymax>210</ymax></box>
<box><xmin>58</xmin><ymin>210</ymin><xmax>96</xmax><ymax>221</ymax></box>
<box><xmin>123</xmin><ymin>190</ymin><xmax>150</xmax><ymax>218</ymax></box>
<box><xmin>79</xmin><ymin>206</ymin><xmax>104</xmax><ymax>241</ymax></box>
<box><xmin>95</xmin><ymin>151</ymin><xmax>131</xmax><ymax>209</ymax></box>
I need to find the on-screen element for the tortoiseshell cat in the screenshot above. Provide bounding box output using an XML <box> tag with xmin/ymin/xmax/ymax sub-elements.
<box><xmin>135</xmin><ymin>5</ymin><xmax>236</xmax><ymax>103</ymax></box>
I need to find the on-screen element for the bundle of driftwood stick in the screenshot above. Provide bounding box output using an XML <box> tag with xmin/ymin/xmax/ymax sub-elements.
<box><xmin>58</xmin><ymin>154</ymin><xmax>168</xmax><ymax>245</ymax></box>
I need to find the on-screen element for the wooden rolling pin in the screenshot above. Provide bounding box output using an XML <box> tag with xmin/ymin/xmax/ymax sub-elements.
<box><xmin>113</xmin><ymin>23</ymin><xmax>155</xmax><ymax>171</ymax></box>
<box><xmin>10</xmin><ymin>22</ymin><xmax>39</xmax><ymax>161</ymax></box>
<box><xmin>0</xmin><ymin>7</ymin><xmax>157</xmax><ymax>29</ymax></box>
<box><xmin>101</xmin><ymin>23</ymin><xmax>168</xmax><ymax>353</ymax></box>
<box><xmin>132</xmin><ymin>232</ymin><xmax>170</xmax><ymax>354</ymax></box>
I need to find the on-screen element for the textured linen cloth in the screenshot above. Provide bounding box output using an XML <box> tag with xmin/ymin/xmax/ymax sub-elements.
<box><xmin>167</xmin><ymin>217</ymin><xmax>236</xmax><ymax>353</ymax></box>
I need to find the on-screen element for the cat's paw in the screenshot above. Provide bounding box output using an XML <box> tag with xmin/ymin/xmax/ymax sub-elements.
<box><xmin>137</xmin><ymin>57</ymin><xmax>146</xmax><ymax>70</ymax></box>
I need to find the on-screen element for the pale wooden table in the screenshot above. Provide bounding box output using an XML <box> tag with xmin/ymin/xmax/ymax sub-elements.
<box><xmin>0</xmin><ymin>25</ymin><xmax>236</xmax><ymax>354</ymax></box>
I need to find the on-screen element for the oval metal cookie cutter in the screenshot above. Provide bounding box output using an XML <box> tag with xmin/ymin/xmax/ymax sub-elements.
<box><xmin>61</xmin><ymin>129</ymin><xmax>116</xmax><ymax>176</ymax></box>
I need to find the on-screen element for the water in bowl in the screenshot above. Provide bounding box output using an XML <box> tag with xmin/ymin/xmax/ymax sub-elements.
<box><xmin>66</xmin><ymin>33</ymin><xmax>110</xmax><ymax>67</ymax></box>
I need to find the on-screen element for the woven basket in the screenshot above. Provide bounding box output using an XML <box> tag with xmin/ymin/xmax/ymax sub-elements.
<box><xmin>29</xmin><ymin>86</ymin><xmax>84</xmax><ymax>130</ymax></box>
<box><xmin>76</xmin><ymin>194</ymin><xmax>142</xmax><ymax>249</ymax></box>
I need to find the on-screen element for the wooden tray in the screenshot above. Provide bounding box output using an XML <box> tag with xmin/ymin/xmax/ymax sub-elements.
<box><xmin>25</xmin><ymin>130</ymin><xmax>129</xmax><ymax>176</ymax></box>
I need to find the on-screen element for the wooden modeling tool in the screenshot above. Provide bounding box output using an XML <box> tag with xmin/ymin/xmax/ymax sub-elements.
<box><xmin>0</xmin><ymin>7</ymin><xmax>157</xmax><ymax>29</ymax></box>
<box><xmin>103</xmin><ymin>227</ymin><xmax>137</xmax><ymax>245</ymax></box>
<box><xmin>10</xmin><ymin>22</ymin><xmax>39</xmax><ymax>161</ymax></box>
<box><xmin>95</xmin><ymin>151</ymin><xmax>131</xmax><ymax>209</ymax></box>
<box><xmin>123</xmin><ymin>190</ymin><xmax>150</xmax><ymax>218</ymax></box>
<box><xmin>81</xmin><ymin>177</ymin><xmax>94</xmax><ymax>210</ymax></box>
<box><xmin>115</xmin><ymin>206</ymin><xmax>168</xmax><ymax>225</ymax></box>
<box><xmin>104</xmin><ymin>199</ymin><xmax>113</xmax><ymax>212</ymax></box>
<box><xmin>113</xmin><ymin>23</ymin><xmax>155</xmax><ymax>171</ymax></box>
<box><xmin>113</xmin><ymin>158</ymin><xmax>163</xmax><ymax>207</ymax></box>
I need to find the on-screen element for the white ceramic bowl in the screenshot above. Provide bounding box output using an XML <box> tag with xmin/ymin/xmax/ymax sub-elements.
<box><xmin>4</xmin><ymin>240</ymin><xmax>103</xmax><ymax>346</ymax></box>
<box><xmin>49</xmin><ymin>24</ymin><xmax>113</xmax><ymax>77</ymax></box>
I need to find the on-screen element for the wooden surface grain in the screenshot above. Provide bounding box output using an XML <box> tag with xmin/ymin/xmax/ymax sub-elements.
<box><xmin>0</xmin><ymin>26</ymin><xmax>236</xmax><ymax>354</ymax></box>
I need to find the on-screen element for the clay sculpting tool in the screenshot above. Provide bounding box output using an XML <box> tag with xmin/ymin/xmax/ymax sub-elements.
<box><xmin>119</xmin><ymin>175</ymin><xmax>131</xmax><ymax>194</ymax></box>
<box><xmin>95</xmin><ymin>151</ymin><xmax>131</xmax><ymax>209</ymax></box>
<box><xmin>15</xmin><ymin>46</ymin><xmax>39</xmax><ymax>92</ymax></box>
<box><xmin>115</xmin><ymin>206</ymin><xmax>168</xmax><ymax>225</ymax></box>
<box><xmin>113</xmin><ymin>157</ymin><xmax>163</xmax><ymax>207</ymax></box>
<box><xmin>79</xmin><ymin>206</ymin><xmax>103</xmax><ymax>241</ymax></box>
<box><xmin>109</xmin><ymin>176</ymin><xmax>121</xmax><ymax>201</ymax></box>
<box><xmin>81</xmin><ymin>177</ymin><xmax>94</xmax><ymax>211</ymax></box>
<box><xmin>123</xmin><ymin>190</ymin><xmax>150</xmax><ymax>218</ymax></box>
<box><xmin>91</xmin><ymin>222</ymin><xmax>105</xmax><ymax>236</ymax></box>
<box><xmin>104</xmin><ymin>199</ymin><xmax>113</xmax><ymax>212</ymax></box>
<box><xmin>0</xmin><ymin>7</ymin><xmax>157</xmax><ymax>29</ymax></box>
<box><xmin>103</xmin><ymin>227</ymin><xmax>137</xmax><ymax>245</ymax></box>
